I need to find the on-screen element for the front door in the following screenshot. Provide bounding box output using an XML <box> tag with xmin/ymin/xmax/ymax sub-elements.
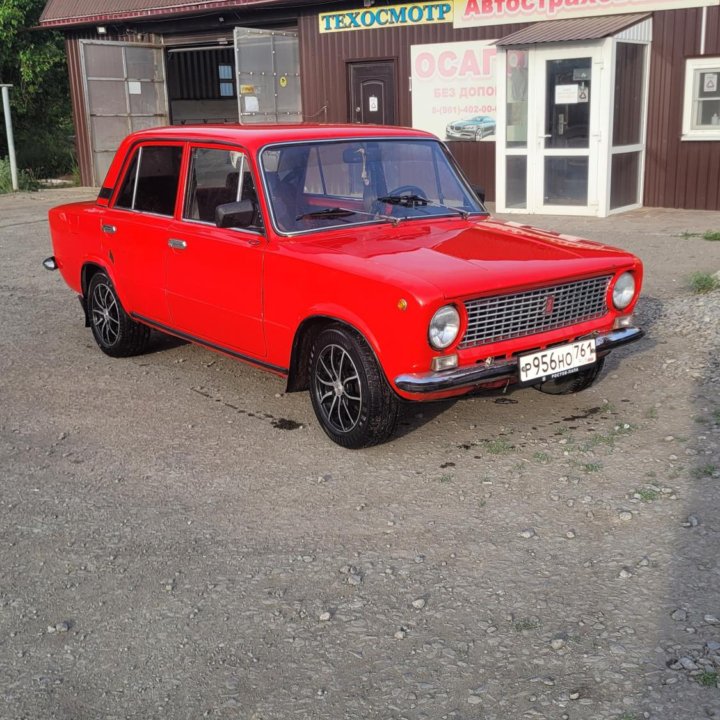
<box><xmin>348</xmin><ymin>61</ymin><xmax>396</xmax><ymax>125</ymax></box>
<box><xmin>533</xmin><ymin>47</ymin><xmax>601</xmax><ymax>213</ymax></box>
<box><xmin>165</xmin><ymin>144</ymin><xmax>266</xmax><ymax>358</ymax></box>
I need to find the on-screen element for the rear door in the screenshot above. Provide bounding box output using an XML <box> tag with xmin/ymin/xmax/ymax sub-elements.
<box><xmin>101</xmin><ymin>142</ymin><xmax>183</xmax><ymax>324</ymax></box>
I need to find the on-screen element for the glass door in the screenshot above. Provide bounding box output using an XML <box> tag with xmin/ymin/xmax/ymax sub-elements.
<box><xmin>532</xmin><ymin>47</ymin><xmax>601</xmax><ymax>214</ymax></box>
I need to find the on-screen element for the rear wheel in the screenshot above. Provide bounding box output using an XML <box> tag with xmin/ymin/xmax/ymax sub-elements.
<box><xmin>534</xmin><ymin>357</ymin><xmax>605</xmax><ymax>395</ymax></box>
<box><xmin>309</xmin><ymin>325</ymin><xmax>399</xmax><ymax>448</ymax></box>
<box><xmin>87</xmin><ymin>271</ymin><xmax>150</xmax><ymax>357</ymax></box>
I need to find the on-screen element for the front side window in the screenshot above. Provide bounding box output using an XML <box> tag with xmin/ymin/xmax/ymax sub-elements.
<box><xmin>183</xmin><ymin>146</ymin><xmax>262</xmax><ymax>229</ymax></box>
<box><xmin>114</xmin><ymin>145</ymin><xmax>183</xmax><ymax>216</ymax></box>
<box><xmin>682</xmin><ymin>57</ymin><xmax>720</xmax><ymax>141</ymax></box>
<box><xmin>260</xmin><ymin>139</ymin><xmax>485</xmax><ymax>234</ymax></box>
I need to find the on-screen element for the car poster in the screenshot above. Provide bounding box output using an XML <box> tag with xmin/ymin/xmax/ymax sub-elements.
<box><xmin>410</xmin><ymin>40</ymin><xmax>497</xmax><ymax>142</ymax></box>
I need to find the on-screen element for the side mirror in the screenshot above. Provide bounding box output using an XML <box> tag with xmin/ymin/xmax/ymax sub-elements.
<box><xmin>215</xmin><ymin>199</ymin><xmax>255</xmax><ymax>229</ymax></box>
<box><xmin>472</xmin><ymin>185</ymin><xmax>486</xmax><ymax>203</ymax></box>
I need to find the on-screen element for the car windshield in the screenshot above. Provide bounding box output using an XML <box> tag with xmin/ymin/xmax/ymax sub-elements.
<box><xmin>259</xmin><ymin>139</ymin><xmax>486</xmax><ymax>234</ymax></box>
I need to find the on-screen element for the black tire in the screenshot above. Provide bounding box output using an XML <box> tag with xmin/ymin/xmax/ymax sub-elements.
<box><xmin>534</xmin><ymin>357</ymin><xmax>605</xmax><ymax>395</ymax></box>
<box><xmin>87</xmin><ymin>271</ymin><xmax>151</xmax><ymax>357</ymax></box>
<box><xmin>309</xmin><ymin>325</ymin><xmax>399</xmax><ymax>449</ymax></box>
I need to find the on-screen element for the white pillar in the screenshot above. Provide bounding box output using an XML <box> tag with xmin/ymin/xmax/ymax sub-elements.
<box><xmin>1</xmin><ymin>84</ymin><xmax>19</xmax><ymax>191</ymax></box>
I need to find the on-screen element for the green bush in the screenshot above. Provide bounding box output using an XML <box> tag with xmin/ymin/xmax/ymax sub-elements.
<box><xmin>0</xmin><ymin>0</ymin><xmax>75</xmax><ymax>179</ymax></box>
<box><xmin>0</xmin><ymin>156</ymin><xmax>40</xmax><ymax>193</ymax></box>
<box><xmin>13</xmin><ymin>122</ymin><xmax>76</xmax><ymax>178</ymax></box>
<box><xmin>689</xmin><ymin>272</ymin><xmax>720</xmax><ymax>294</ymax></box>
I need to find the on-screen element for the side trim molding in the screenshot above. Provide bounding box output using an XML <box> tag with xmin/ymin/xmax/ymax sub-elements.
<box><xmin>131</xmin><ymin>313</ymin><xmax>288</xmax><ymax>375</ymax></box>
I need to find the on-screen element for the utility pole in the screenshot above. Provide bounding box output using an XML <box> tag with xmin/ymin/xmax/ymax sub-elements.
<box><xmin>1</xmin><ymin>84</ymin><xmax>19</xmax><ymax>191</ymax></box>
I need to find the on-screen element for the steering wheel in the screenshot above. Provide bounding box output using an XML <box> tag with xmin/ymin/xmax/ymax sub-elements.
<box><xmin>387</xmin><ymin>185</ymin><xmax>427</xmax><ymax>199</ymax></box>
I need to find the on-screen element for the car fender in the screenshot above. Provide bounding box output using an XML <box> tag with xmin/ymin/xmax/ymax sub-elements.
<box><xmin>284</xmin><ymin>309</ymin><xmax>380</xmax><ymax>393</ymax></box>
<box><xmin>300</xmin><ymin>302</ymin><xmax>384</xmax><ymax>357</ymax></box>
<box><xmin>79</xmin><ymin>256</ymin><xmax>131</xmax><ymax>311</ymax></box>
<box><xmin>285</xmin><ymin>297</ymin><xmax>428</xmax><ymax>394</ymax></box>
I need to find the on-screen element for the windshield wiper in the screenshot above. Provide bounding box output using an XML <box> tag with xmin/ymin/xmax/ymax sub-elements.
<box><xmin>296</xmin><ymin>206</ymin><xmax>401</xmax><ymax>226</ymax></box>
<box><xmin>296</xmin><ymin>207</ymin><xmax>355</xmax><ymax>220</ymax></box>
<box><xmin>378</xmin><ymin>194</ymin><xmax>471</xmax><ymax>220</ymax></box>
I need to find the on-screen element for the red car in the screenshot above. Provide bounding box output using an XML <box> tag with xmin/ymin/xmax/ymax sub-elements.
<box><xmin>44</xmin><ymin>124</ymin><xmax>643</xmax><ymax>448</ymax></box>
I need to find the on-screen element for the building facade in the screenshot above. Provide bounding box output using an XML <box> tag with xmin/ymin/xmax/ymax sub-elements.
<box><xmin>39</xmin><ymin>0</ymin><xmax>720</xmax><ymax>214</ymax></box>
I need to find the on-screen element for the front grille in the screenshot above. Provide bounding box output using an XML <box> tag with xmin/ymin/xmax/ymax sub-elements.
<box><xmin>459</xmin><ymin>275</ymin><xmax>612</xmax><ymax>349</ymax></box>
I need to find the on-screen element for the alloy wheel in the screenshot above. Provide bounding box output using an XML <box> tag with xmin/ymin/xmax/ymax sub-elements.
<box><xmin>91</xmin><ymin>281</ymin><xmax>120</xmax><ymax>347</ymax></box>
<box><xmin>314</xmin><ymin>343</ymin><xmax>362</xmax><ymax>433</ymax></box>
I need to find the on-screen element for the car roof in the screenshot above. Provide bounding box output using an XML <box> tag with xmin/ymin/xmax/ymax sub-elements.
<box><xmin>99</xmin><ymin>123</ymin><xmax>443</xmax><ymax>194</ymax></box>
<box><xmin>128</xmin><ymin>123</ymin><xmax>438</xmax><ymax>152</ymax></box>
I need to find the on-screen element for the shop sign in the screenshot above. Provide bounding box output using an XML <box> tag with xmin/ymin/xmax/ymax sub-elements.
<box><xmin>410</xmin><ymin>40</ymin><xmax>497</xmax><ymax>141</ymax></box>
<box><xmin>319</xmin><ymin>2</ymin><xmax>453</xmax><ymax>33</ymax></box>
<box><xmin>454</xmin><ymin>0</ymin><xmax>720</xmax><ymax>28</ymax></box>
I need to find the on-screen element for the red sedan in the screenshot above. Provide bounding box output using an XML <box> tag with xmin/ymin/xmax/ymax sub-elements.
<box><xmin>45</xmin><ymin>124</ymin><xmax>643</xmax><ymax>448</ymax></box>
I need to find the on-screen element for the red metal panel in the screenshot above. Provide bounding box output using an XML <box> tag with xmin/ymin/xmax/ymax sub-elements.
<box><xmin>40</xmin><ymin>0</ymin><xmax>297</xmax><ymax>27</ymax></box>
<box><xmin>644</xmin><ymin>8</ymin><xmax>720</xmax><ymax>210</ymax></box>
<box><xmin>65</xmin><ymin>37</ymin><xmax>93</xmax><ymax>186</ymax></box>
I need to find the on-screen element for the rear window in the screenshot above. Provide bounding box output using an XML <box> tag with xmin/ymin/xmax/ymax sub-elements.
<box><xmin>114</xmin><ymin>145</ymin><xmax>183</xmax><ymax>216</ymax></box>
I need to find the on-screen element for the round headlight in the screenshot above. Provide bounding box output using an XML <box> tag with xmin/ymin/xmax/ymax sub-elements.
<box><xmin>429</xmin><ymin>305</ymin><xmax>460</xmax><ymax>349</ymax></box>
<box><xmin>612</xmin><ymin>272</ymin><xmax>636</xmax><ymax>310</ymax></box>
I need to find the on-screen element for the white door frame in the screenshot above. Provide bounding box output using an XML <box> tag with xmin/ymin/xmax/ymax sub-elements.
<box><xmin>497</xmin><ymin>39</ymin><xmax>613</xmax><ymax>216</ymax></box>
<box><xmin>606</xmin><ymin>37</ymin><xmax>651</xmax><ymax>215</ymax></box>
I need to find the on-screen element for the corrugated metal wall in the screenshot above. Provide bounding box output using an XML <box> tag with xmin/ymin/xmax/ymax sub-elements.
<box><xmin>644</xmin><ymin>6</ymin><xmax>720</xmax><ymax>210</ymax></box>
<box><xmin>297</xmin><ymin>11</ymin><xmax>528</xmax><ymax>201</ymax></box>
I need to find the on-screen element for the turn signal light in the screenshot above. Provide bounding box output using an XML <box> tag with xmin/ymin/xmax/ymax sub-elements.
<box><xmin>431</xmin><ymin>354</ymin><xmax>458</xmax><ymax>371</ymax></box>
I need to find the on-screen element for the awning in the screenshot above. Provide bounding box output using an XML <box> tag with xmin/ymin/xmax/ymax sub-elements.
<box><xmin>38</xmin><ymin>0</ymin><xmax>296</xmax><ymax>28</ymax></box>
<box><xmin>495</xmin><ymin>13</ymin><xmax>651</xmax><ymax>46</ymax></box>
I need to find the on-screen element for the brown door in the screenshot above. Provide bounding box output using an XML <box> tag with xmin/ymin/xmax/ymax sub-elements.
<box><xmin>348</xmin><ymin>61</ymin><xmax>396</xmax><ymax>125</ymax></box>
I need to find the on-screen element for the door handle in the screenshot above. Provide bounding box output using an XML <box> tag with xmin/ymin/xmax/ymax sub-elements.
<box><xmin>539</xmin><ymin>134</ymin><xmax>552</xmax><ymax>138</ymax></box>
<box><xmin>168</xmin><ymin>238</ymin><xmax>187</xmax><ymax>250</ymax></box>
<box><xmin>247</xmin><ymin>238</ymin><xmax>261</xmax><ymax>247</ymax></box>
<box><xmin>102</xmin><ymin>224</ymin><xmax>116</xmax><ymax>234</ymax></box>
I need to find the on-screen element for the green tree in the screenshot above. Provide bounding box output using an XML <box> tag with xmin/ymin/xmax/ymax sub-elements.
<box><xmin>0</xmin><ymin>0</ymin><xmax>74</xmax><ymax>177</ymax></box>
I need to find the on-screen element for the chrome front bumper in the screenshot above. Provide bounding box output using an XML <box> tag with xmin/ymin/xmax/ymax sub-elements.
<box><xmin>394</xmin><ymin>327</ymin><xmax>644</xmax><ymax>394</ymax></box>
<box><xmin>446</xmin><ymin>130</ymin><xmax>475</xmax><ymax>140</ymax></box>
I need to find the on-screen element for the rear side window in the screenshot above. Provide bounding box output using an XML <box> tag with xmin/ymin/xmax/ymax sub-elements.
<box><xmin>114</xmin><ymin>145</ymin><xmax>183</xmax><ymax>216</ymax></box>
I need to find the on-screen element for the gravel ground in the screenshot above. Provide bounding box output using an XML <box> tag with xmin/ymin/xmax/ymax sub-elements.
<box><xmin>1</xmin><ymin>188</ymin><xmax>720</xmax><ymax>720</ymax></box>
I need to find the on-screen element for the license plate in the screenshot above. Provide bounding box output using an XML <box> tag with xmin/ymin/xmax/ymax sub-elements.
<box><xmin>519</xmin><ymin>339</ymin><xmax>597</xmax><ymax>385</ymax></box>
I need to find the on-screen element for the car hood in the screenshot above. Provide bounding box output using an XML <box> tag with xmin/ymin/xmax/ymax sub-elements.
<box><xmin>294</xmin><ymin>216</ymin><xmax>639</xmax><ymax>301</ymax></box>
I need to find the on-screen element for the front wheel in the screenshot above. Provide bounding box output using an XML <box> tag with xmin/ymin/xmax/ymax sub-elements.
<box><xmin>87</xmin><ymin>271</ymin><xmax>151</xmax><ymax>357</ymax></box>
<box><xmin>534</xmin><ymin>357</ymin><xmax>605</xmax><ymax>395</ymax></box>
<box><xmin>309</xmin><ymin>325</ymin><xmax>399</xmax><ymax>448</ymax></box>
